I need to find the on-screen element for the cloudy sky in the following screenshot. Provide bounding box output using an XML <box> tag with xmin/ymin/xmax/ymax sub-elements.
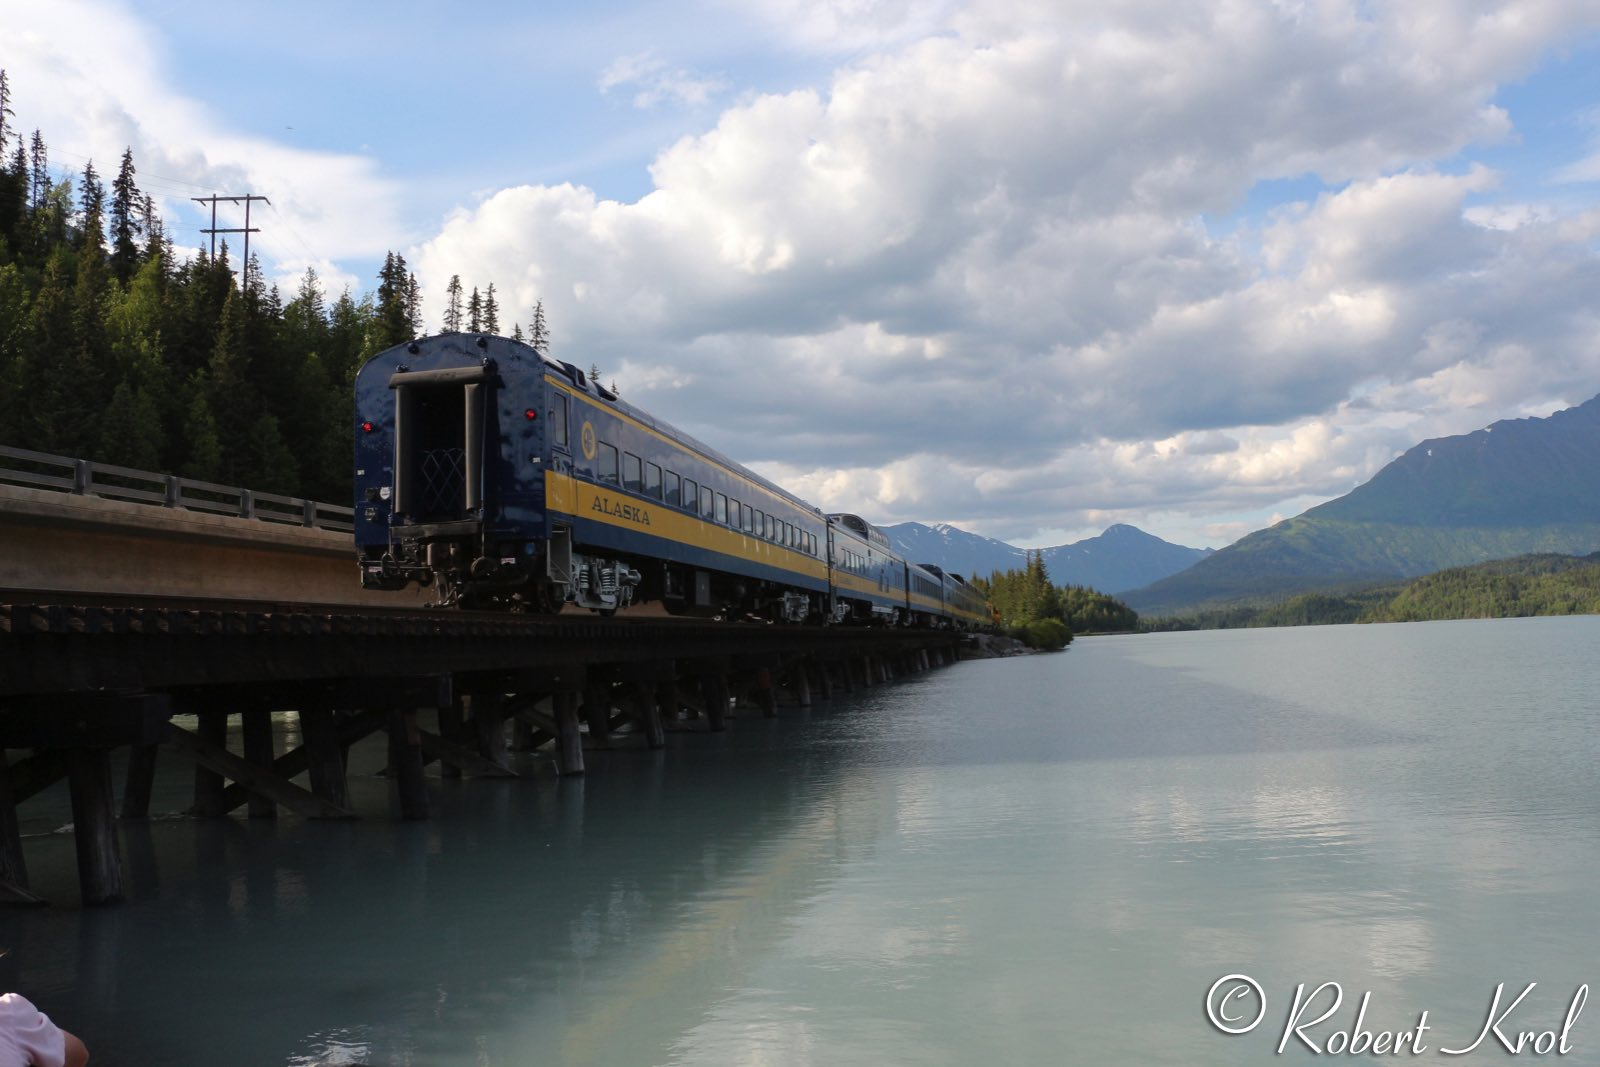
<box><xmin>5</xmin><ymin>0</ymin><xmax>1600</xmax><ymax>548</ymax></box>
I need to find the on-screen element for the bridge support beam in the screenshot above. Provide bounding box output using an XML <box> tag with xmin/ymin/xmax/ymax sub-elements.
<box><xmin>554</xmin><ymin>689</ymin><xmax>584</xmax><ymax>775</ymax></box>
<box><xmin>387</xmin><ymin>709</ymin><xmax>428</xmax><ymax>821</ymax></box>
<box><xmin>794</xmin><ymin>662</ymin><xmax>813</xmax><ymax>707</ymax></box>
<box><xmin>0</xmin><ymin>752</ymin><xmax>39</xmax><ymax>905</ymax></box>
<box><xmin>584</xmin><ymin>672</ymin><xmax>614</xmax><ymax>748</ymax></box>
<box><xmin>300</xmin><ymin>705</ymin><xmax>352</xmax><ymax>814</ymax></box>
<box><xmin>242</xmin><ymin>710</ymin><xmax>276</xmax><ymax>819</ymax></box>
<box><xmin>67</xmin><ymin>747</ymin><xmax>124</xmax><ymax>906</ymax></box>
<box><xmin>121</xmin><ymin>743</ymin><xmax>158</xmax><ymax>819</ymax></box>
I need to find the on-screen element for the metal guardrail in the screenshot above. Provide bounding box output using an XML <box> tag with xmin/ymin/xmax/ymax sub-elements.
<box><xmin>0</xmin><ymin>444</ymin><xmax>355</xmax><ymax>533</ymax></box>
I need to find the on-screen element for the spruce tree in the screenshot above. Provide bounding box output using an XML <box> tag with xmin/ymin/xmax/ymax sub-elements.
<box><xmin>1</xmin><ymin>142</ymin><xmax>25</xmax><ymax>253</ymax></box>
<box><xmin>467</xmin><ymin>286</ymin><xmax>481</xmax><ymax>332</ymax></box>
<box><xmin>405</xmin><ymin>272</ymin><xmax>423</xmax><ymax>337</ymax></box>
<box><xmin>206</xmin><ymin>287</ymin><xmax>255</xmax><ymax>470</ymax></box>
<box><xmin>443</xmin><ymin>274</ymin><xmax>463</xmax><ymax>332</ymax></box>
<box><xmin>180</xmin><ymin>373</ymin><xmax>223</xmax><ymax>482</ymax></box>
<box><xmin>78</xmin><ymin>160</ymin><xmax>103</xmax><ymax>228</ymax></box>
<box><xmin>374</xmin><ymin>252</ymin><xmax>412</xmax><ymax>348</ymax></box>
<box><xmin>239</xmin><ymin>411</ymin><xmax>298</xmax><ymax>493</ymax></box>
<box><xmin>70</xmin><ymin>169</ymin><xmax>112</xmax><ymax>449</ymax></box>
<box><xmin>0</xmin><ymin>70</ymin><xmax>12</xmax><ymax>153</ymax></box>
<box><xmin>530</xmin><ymin>298</ymin><xmax>549</xmax><ymax>351</ymax></box>
<box><xmin>0</xmin><ymin>72</ymin><xmax>17</xmax><ymax>250</ymax></box>
<box><xmin>28</xmin><ymin>130</ymin><xmax>47</xmax><ymax>211</ymax></box>
<box><xmin>97</xmin><ymin>380</ymin><xmax>164</xmax><ymax>469</ymax></box>
<box><xmin>482</xmin><ymin>283</ymin><xmax>499</xmax><ymax>334</ymax></box>
<box><xmin>109</xmin><ymin>148</ymin><xmax>140</xmax><ymax>283</ymax></box>
<box><xmin>0</xmin><ymin>263</ymin><xmax>31</xmax><ymax>436</ymax></box>
<box><xmin>22</xmin><ymin>251</ymin><xmax>81</xmax><ymax>452</ymax></box>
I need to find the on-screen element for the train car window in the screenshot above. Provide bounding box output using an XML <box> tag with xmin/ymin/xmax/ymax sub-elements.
<box><xmin>683</xmin><ymin>478</ymin><xmax>697</xmax><ymax>511</ymax></box>
<box><xmin>727</xmin><ymin>496</ymin><xmax>739</xmax><ymax>525</ymax></box>
<box><xmin>754</xmin><ymin>508</ymin><xmax>765</xmax><ymax>536</ymax></box>
<box><xmin>700</xmin><ymin>484</ymin><xmax>713</xmax><ymax>517</ymax></box>
<box><xmin>552</xmin><ymin>394</ymin><xmax>570</xmax><ymax>448</ymax></box>
<box><xmin>743</xmin><ymin>503</ymin><xmax>754</xmax><ymax>532</ymax></box>
<box><xmin>645</xmin><ymin>462</ymin><xmax>662</xmax><ymax>498</ymax></box>
<box><xmin>715</xmin><ymin>493</ymin><xmax>728</xmax><ymax>525</ymax></box>
<box><xmin>665</xmin><ymin>470</ymin><xmax>681</xmax><ymax>506</ymax></box>
<box><xmin>764</xmin><ymin>513</ymin><xmax>774</xmax><ymax>540</ymax></box>
<box><xmin>623</xmin><ymin>452</ymin><xmax>642</xmax><ymax>492</ymax></box>
<box><xmin>597</xmin><ymin>442</ymin><xmax>619</xmax><ymax>484</ymax></box>
<box><xmin>808</xmin><ymin>533</ymin><xmax>816</xmax><ymax>555</ymax></box>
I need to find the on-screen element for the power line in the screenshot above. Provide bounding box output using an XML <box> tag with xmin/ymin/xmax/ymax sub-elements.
<box><xmin>50</xmin><ymin>147</ymin><xmax>226</xmax><ymax>195</ymax></box>
<box><xmin>265</xmin><ymin>199</ymin><xmax>326</xmax><ymax>269</ymax></box>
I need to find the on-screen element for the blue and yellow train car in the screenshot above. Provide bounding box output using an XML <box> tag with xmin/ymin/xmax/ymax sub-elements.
<box><xmin>914</xmin><ymin>564</ymin><xmax>993</xmax><ymax>630</ymax></box>
<box><xmin>354</xmin><ymin>334</ymin><xmax>828</xmax><ymax>619</ymax></box>
<box><xmin>826</xmin><ymin>513</ymin><xmax>912</xmax><ymax>625</ymax></box>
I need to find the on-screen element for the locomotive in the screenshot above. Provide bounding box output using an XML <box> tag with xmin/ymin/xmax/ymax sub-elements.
<box><xmin>353</xmin><ymin>333</ymin><xmax>991</xmax><ymax>629</ymax></box>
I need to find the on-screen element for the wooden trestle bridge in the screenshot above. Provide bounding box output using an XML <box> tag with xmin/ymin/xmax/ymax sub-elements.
<box><xmin>0</xmin><ymin>447</ymin><xmax>971</xmax><ymax>908</ymax></box>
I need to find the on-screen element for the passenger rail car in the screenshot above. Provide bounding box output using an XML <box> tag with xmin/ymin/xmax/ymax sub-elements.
<box><xmin>353</xmin><ymin>334</ymin><xmax>989</xmax><ymax>630</ymax></box>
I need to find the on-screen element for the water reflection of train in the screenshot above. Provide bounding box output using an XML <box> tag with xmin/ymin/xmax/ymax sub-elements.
<box><xmin>353</xmin><ymin>334</ymin><xmax>992</xmax><ymax>628</ymax></box>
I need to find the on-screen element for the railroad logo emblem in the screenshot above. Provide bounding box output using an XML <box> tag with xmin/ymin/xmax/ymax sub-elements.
<box><xmin>580</xmin><ymin>420</ymin><xmax>596</xmax><ymax>460</ymax></box>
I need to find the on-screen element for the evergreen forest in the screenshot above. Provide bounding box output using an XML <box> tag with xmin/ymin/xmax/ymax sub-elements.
<box><xmin>0</xmin><ymin>69</ymin><xmax>546</xmax><ymax>504</ymax></box>
<box><xmin>969</xmin><ymin>551</ymin><xmax>1142</xmax><ymax>648</ymax></box>
<box><xmin>1141</xmin><ymin>552</ymin><xmax>1600</xmax><ymax>630</ymax></box>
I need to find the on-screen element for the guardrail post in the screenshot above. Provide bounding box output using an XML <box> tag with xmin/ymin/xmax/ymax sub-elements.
<box><xmin>164</xmin><ymin>476</ymin><xmax>181</xmax><ymax>508</ymax></box>
<box><xmin>238</xmin><ymin>489</ymin><xmax>255</xmax><ymax>519</ymax></box>
<box><xmin>302</xmin><ymin>498</ymin><xmax>318</xmax><ymax>528</ymax></box>
<box><xmin>72</xmin><ymin>460</ymin><xmax>92</xmax><ymax>495</ymax></box>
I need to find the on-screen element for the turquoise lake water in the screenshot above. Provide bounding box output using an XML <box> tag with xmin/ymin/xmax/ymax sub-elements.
<box><xmin>4</xmin><ymin>615</ymin><xmax>1599</xmax><ymax>1065</ymax></box>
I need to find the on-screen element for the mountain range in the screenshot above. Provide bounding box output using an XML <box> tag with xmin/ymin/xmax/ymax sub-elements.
<box><xmin>1122</xmin><ymin>394</ymin><xmax>1600</xmax><ymax>615</ymax></box>
<box><xmin>883</xmin><ymin>521</ymin><xmax>1211</xmax><ymax>593</ymax></box>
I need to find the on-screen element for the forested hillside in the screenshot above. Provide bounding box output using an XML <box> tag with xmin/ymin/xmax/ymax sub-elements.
<box><xmin>1124</xmin><ymin>395</ymin><xmax>1600</xmax><ymax>614</ymax></box>
<box><xmin>1142</xmin><ymin>553</ymin><xmax>1600</xmax><ymax>630</ymax></box>
<box><xmin>0</xmin><ymin>69</ymin><xmax>533</xmax><ymax>504</ymax></box>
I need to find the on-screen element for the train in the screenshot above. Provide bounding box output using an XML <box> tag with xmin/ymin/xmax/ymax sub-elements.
<box><xmin>352</xmin><ymin>333</ymin><xmax>993</xmax><ymax>629</ymax></box>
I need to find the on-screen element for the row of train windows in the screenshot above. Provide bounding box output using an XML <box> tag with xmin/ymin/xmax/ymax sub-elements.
<box><xmin>594</xmin><ymin>440</ymin><xmax>818</xmax><ymax>556</ymax></box>
<box><xmin>838</xmin><ymin>548</ymin><xmax>877</xmax><ymax>577</ymax></box>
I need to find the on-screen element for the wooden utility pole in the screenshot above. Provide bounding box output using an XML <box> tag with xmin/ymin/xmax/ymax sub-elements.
<box><xmin>192</xmin><ymin>193</ymin><xmax>270</xmax><ymax>282</ymax></box>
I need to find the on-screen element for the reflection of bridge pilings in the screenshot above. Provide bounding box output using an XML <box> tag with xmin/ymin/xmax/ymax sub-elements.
<box><xmin>0</xmin><ymin>602</ymin><xmax>964</xmax><ymax>907</ymax></box>
<box><xmin>0</xmin><ymin>686</ymin><xmax>925</xmax><ymax>1064</ymax></box>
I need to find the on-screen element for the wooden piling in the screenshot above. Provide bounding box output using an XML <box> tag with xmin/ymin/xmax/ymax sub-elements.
<box><xmin>66</xmin><ymin>748</ymin><xmax>124</xmax><ymax>905</ymax></box>
<box><xmin>300</xmin><ymin>705</ymin><xmax>351</xmax><ymax>813</ymax></box>
<box><xmin>437</xmin><ymin>695</ymin><xmax>467</xmax><ymax>779</ymax></box>
<box><xmin>0</xmin><ymin>751</ymin><xmax>36</xmax><ymax>903</ymax></box>
<box><xmin>704</xmin><ymin>673</ymin><xmax>729</xmax><ymax>732</ymax></box>
<box><xmin>756</xmin><ymin>668</ymin><xmax>778</xmax><ymax>718</ymax></box>
<box><xmin>387</xmin><ymin>709</ymin><xmax>428</xmax><ymax>821</ymax></box>
<box><xmin>472</xmin><ymin>692</ymin><xmax>511</xmax><ymax>769</ymax></box>
<box><xmin>120</xmin><ymin>743</ymin><xmax>158</xmax><ymax>819</ymax></box>
<box><xmin>554</xmin><ymin>689</ymin><xmax>584</xmax><ymax>776</ymax></box>
<box><xmin>656</xmin><ymin>675</ymin><xmax>680</xmax><ymax>724</ymax></box>
<box><xmin>512</xmin><ymin>716</ymin><xmax>537</xmax><ymax>751</ymax></box>
<box><xmin>192</xmin><ymin>713</ymin><xmax>228</xmax><ymax>817</ymax></box>
<box><xmin>634</xmin><ymin>683</ymin><xmax>666</xmax><ymax>749</ymax></box>
<box><xmin>585</xmin><ymin>677</ymin><xmax>613</xmax><ymax>746</ymax></box>
<box><xmin>795</xmin><ymin>663</ymin><xmax>813</xmax><ymax>707</ymax></box>
<box><xmin>241</xmin><ymin>710</ymin><xmax>276</xmax><ymax>819</ymax></box>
